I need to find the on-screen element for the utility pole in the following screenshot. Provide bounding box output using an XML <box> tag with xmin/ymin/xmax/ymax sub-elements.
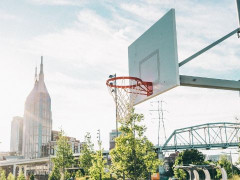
<box><xmin>150</xmin><ymin>100</ymin><xmax>167</xmax><ymax>175</ymax></box>
<box><xmin>150</xmin><ymin>100</ymin><xmax>167</xmax><ymax>146</ymax></box>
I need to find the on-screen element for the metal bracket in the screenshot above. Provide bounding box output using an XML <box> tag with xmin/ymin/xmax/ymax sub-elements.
<box><xmin>179</xmin><ymin>28</ymin><xmax>240</xmax><ymax>67</ymax></box>
<box><xmin>180</xmin><ymin>75</ymin><xmax>240</xmax><ymax>91</ymax></box>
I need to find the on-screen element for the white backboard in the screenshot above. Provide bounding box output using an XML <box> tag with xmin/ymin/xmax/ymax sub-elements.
<box><xmin>128</xmin><ymin>9</ymin><xmax>180</xmax><ymax>105</ymax></box>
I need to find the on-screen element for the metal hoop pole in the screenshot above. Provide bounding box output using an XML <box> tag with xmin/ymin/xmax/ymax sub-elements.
<box><xmin>114</xmin><ymin>74</ymin><xmax>118</xmax><ymax>137</ymax></box>
<box><xmin>109</xmin><ymin>74</ymin><xmax>119</xmax><ymax>138</ymax></box>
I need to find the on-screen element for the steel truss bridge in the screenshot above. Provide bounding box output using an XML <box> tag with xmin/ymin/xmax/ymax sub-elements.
<box><xmin>156</xmin><ymin>122</ymin><xmax>240</xmax><ymax>152</ymax></box>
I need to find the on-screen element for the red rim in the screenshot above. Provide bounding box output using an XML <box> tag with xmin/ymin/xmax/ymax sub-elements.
<box><xmin>106</xmin><ymin>76</ymin><xmax>153</xmax><ymax>96</ymax></box>
<box><xmin>106</xmin><ymin>76</ymin><xmax>143</xmax><ymax>88</ymax></box>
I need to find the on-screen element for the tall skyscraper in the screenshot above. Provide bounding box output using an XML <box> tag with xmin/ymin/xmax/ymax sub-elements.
<box><xmin>22</xmin><ymin>57</ymin><xmax>52</xmax><ymax>159</ymax></box>
<box><xmin>10</xmin><ymin>116</ymin><xmax>23</xmax><ymax>155</ymax></box>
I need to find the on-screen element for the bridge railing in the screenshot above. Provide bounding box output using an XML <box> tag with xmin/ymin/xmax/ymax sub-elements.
<box><xmin>156</xmin><ymin>122</ymin><xmax>240</xmax><ymax>152</ymax></box>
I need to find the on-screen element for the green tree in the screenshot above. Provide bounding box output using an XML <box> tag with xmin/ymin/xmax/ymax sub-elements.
<box><xmin>30</xmin><ymin>174</ymin><xmax>34</xmax><ymax>180</ymax></box>
<box><xmin>89</xmin><ymin>149</ymin><xmax>109</xmax><ymax>180</ymax></box>
<box><xmin>7</xmin><ymin>172</ymin><xmax>15</xmax><ymax>180</ymax></box>
<box><xmin>48</xmin><ymin>167</ymin><xmax>61</xmax><ymax>180</ymax></box>
<box><xmin>174</xmin><ymin>149</ymin><xmax>205</xmax><ymax>180</ymax></box>
<box><xmin>165</xmin><ymin>161</ymin><xmax>174</xmax><ymax>177</ymax></box>
<box><xmin>79</xmin><ymin>132</ymin><xmax>94</xmax><ymax>176</ymax></box>
<box><xmin>110</xmin><ymin>109</ymin><xmax>161</xmax><ymax>180</ymax></box>
<box><xmin>52</xmin><ymin>130</ymin><xmax>74</xmax><ymax>180</ymax></box>
<box><xmin>64</xmin><ymin>171</ymin><xmax>71</xmax><ymax>180</ymax></box>
<box><xmin>216</xmin><ymin>155</ymin><xmax>232</xmax><ymax>179</ymax></box>
<box><xmin>75</xmin><ymin>170</ymin><xmax>83</xmax><ymax>178</ymax></box>
<box><xmin>17</xmin><ymin>171</ymin><xmax>25</xmax><ymax>180</ymax></box>
<box><xmin>0</xmin><ymin>170</ymin><xmax>6</xmax><ymax>180</ymax></box>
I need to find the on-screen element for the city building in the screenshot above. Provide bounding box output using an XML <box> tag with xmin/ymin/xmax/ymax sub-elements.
<box><xmin>46</xmin><ymin>130</ymin><xmax>81</xmax><ymax>156</ymax></box>
<box><xmin>10</xmin><ymin>116</ymin><xmax>23</xmax><ymax>155</ymax></box>
<box><xmin>109</xmin><ymin>129</ymin><xmax>122</xmax><ymax>150</ymax></box>
<box><xmin>22</xmin><ymin>57</ymin><xmax>52</xmax><ymax>159</ymax></box>
<box><xmin>0</xmin><ymin>57</ymin><xmax>83</xmax><ymax>178</ymax></box>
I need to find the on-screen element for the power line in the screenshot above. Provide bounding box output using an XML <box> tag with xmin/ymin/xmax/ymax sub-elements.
<box><xmin>150</xmin><ymin>100</ymin><xmax>167</xmax><ymax>146</ymax></box>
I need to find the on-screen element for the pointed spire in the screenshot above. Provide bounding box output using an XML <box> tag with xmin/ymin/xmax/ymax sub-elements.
<box><xmin>39</xmin><ymin>56</ymin><xmax>44</xmax><ymax>82</ymax></box>
<box><xmin>40</xmin><ymin>56</ymin><xmax>43</xmax><ymax>74</ymax></box>
<box><xmin>35</xmin><ymin>66</ymin><xmax>38</xmax><ymax>82</ymax></box>
<box><xmin>38</xmin><ymin>56</ymin><xmax>48</xmax><ymax>93</ymax></box>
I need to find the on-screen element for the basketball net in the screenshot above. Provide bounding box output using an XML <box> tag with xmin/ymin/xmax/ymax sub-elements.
<box><xmin>106</xmin><ymin>77</ymin><xmax>153</xmax><ymax>123</ymax></box>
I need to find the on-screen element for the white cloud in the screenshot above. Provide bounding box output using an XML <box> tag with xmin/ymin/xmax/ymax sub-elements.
<box><xmin>23</xmin><ymin>9</ymin><xmax>132</xmax><ymax>75</ymax></box>
<box><xmin>0</xmin><ymin>0</ymin><xmax>240</xmax><ymax>152</ymax></box>
<box><xmin>30</xmin><ymin>0</ymin><xmax>86</xmax><ymax>6</ymax></box>
<box><xmin>0</xmin><ymin>11</ymin><xmax>21</xmax><ymax>22</ymax></box>
<box><xmin>117</xmin><ymin>0</ymin><xmax>240</xmax><ymax>72</ymax></box>
<box><xmin>25</xmin><ymin>0</ymin><xmax>240</xmax><ymax>73</ymax></box>
<box><xmin>119</xmin><ymin>2</ymin><xmax>165</xmax><ymax>22</ymax></box>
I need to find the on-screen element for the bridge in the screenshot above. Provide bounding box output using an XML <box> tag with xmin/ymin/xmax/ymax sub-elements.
<box><xmin>157</xmin><ymin>122</ymin><xmax>240</xmax><ymax>152</ymax></box>
<box><xmin>1</xmin><ymin>122</ymin><xmax>239</xmax><ymax>176</ymax></box>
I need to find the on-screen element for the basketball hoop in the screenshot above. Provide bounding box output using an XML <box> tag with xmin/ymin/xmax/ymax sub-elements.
<box><xmin>106</xmin><ymin>76</ymin><xmax>153</xmax><ymax>123</ymax></box>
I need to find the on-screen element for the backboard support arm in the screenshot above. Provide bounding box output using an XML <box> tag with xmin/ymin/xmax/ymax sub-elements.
<box><xmin>237</xmin><ymin>0</ymin><xmax>240</xmax><ymax>26</ymax></box>
<box><xmin>179</xmin><ymin>28</ymin><xmax>240</xmax><ymax>67</ymax></box>
<box><xmin>178</xmin><ymin>2</ymin><xmax>240</xmax><ymax>91</ymax></box>
<box><xmin>180</xmin><ymin>75</ymin><xmax>240</xmax><ymax>91</ymax></box>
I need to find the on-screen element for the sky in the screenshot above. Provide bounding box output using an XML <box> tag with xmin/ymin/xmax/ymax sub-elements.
<box><xmin>0</xmin><ymin>0</ymin><xmax>240</xmax><ymax>160</ymax></box>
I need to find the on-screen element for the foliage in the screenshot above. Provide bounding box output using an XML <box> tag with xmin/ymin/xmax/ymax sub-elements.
<box><xmin>75</xmin><ymin>170</ymin><xmax>83</xmax><ymax>178</ymax></box>
<box><xmin>110</xmin><ymin>109</ymin><xmax>161</xmax><ymax>180</ymax></box>
<box><xmin>216</xmin><ymin>155</ymin><xmax>232</xmax><ymax>179</ymax></box>
<box><xmin>89</xmin><ymin>149</ymin><xmax>109</xmax><ymax>180</ymax></box>
<box><xmin>174</xmin><ymin>169</ymin><xmax>187</xmax><ymax>180</ymax></box>
<box><xmin>175</xmin><ymin>149</ymin><xmax>205</xmax><ymax>165</ymax></box>
<box><xmin>79</xmin><ymin>132</ymin><xmax>94</xmax><ymax>175</ymax></box>
<box><xmin>7</xmin><ymin>173</ymin><xmax>15</xmax><ymax>180</ymax></box>
<box><xmin>51</xmin><ymin>129</ymin><xmax>74</xmax><ymax>180</ymax></box>
<box><xmin>165</xmin><ymin>161</ymin><xmax>174</xmax><ymax>177</ymax></box>
<box><xmin>30</xmin><ymin>174</ymin><xmax>34</xmax><ymax>180</ymax></box>
<box><xmin>233</xmin><ymin>165</ymin><xmax>240</xmax><ymax>176</ymax></box>
<box><xmin>0</xmin><ymin>170</ymin><xmax>6</xmax><ymax>180</ymax></box>
<box><xmin>17</xmin><ymin>171</ymin><xmax>25</xmax><ymax>180</ymax></box>
<box><xmin>48</xmin><ymin>167</ymin><xmax>61</xmax><ymax>180</ymax></box>
<box><xmin>64</xmin><ymin>171</ymin><xmax>71</xmax><ymax>180</ymax></box>
<box><xmin>174</xmin><ymin>149</ymin><xmax>205</xmax><ymax>180</ymax></box>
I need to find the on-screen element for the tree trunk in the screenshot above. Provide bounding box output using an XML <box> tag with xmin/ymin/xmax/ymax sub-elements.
<box><xmin>60</xmin><ymin>172</ymin><xmax>65</xmax><ymax>180</ymax></box>
<box><xmin>60</xmin><ymin>169</ymin><xmax>64</xmax><ymax>180</ymax></box>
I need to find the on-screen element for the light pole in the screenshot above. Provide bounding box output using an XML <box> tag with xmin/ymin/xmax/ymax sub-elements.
<box><xmin>97</xmin><ymin>129</ymin><xmax>102</xmax><ymax>180</ymax></box>
<box><xmin>97</xmin><ymin>129</ymin><xmax>101</xmax><ymax>149</ymax></box>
